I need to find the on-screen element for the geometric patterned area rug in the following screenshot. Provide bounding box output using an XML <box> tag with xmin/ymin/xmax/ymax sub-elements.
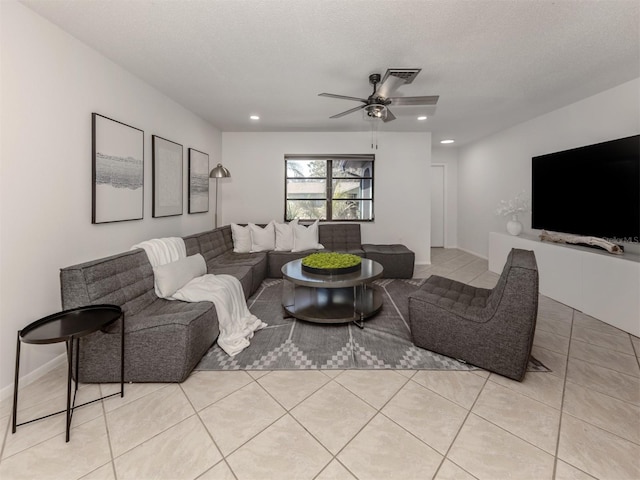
<box><xmin>195</xmin><ymin>278</ymin><xmax>549</xmax><ymax>373</ymax></box>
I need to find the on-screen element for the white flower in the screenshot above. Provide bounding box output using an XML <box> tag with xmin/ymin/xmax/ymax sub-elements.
<box><xmin>495</xmin><ymin>191</ymin><xmax>531</xmax><ymax>217</ymax></box>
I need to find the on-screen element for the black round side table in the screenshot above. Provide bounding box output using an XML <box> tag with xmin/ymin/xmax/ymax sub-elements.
<box><xmin>12</xmin><ymin>304</ymin><xmax>125</xmax><ymax>442</ymax></box>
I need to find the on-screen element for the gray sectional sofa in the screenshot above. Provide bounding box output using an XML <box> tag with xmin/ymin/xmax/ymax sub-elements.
<box><xmin>60</xmin><ymin>223</ymin><xmax>414</xmax><ymax>383</ymax></box>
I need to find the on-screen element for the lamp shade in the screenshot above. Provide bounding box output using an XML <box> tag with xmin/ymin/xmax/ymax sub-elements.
<box><xmin>209</xmin><ymin>163</ymin><xmax>231</xmax><ymax>178</ymax></box>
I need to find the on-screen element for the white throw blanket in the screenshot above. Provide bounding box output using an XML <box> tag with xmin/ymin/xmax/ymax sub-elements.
<box><xmin>132</xmin><ymin>237</ymin><xmax>266</xmax><ymax>356</ymax></box>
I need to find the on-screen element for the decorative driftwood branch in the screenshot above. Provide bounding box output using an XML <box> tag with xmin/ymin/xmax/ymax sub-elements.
<box><xmin>539</xmin><ymin>230</ymin><xmax>623</xmax><ymax>255</ymax></box>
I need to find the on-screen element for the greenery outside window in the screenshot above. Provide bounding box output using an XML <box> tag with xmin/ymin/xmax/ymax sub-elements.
<box><xmin>285</xmin><ymin>155</ymin><xmax>374</xmax><ymax>221</ymax></box>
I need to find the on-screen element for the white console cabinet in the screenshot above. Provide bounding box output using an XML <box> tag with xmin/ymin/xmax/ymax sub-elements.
<box><xmin>489</xmin><ymin>232</ymin><xmax>640</xmax><ymax>337</ymax></box>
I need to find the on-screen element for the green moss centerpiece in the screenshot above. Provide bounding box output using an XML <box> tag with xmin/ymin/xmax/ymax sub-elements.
<box><xmin>301</xmin><ymin>252</ymin><xmax>362</xmax><ymax>275</ymax></box>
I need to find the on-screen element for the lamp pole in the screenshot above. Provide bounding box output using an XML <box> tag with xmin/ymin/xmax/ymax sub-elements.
<box><xmin>209</xmin><ymin>163</ymin><xmax>231</xmax><ymax>229</ymax></box>
<box><xmin>214</xmin><ymin>177</ymin><xmax>220</xmax><ymax>228</ymax></box>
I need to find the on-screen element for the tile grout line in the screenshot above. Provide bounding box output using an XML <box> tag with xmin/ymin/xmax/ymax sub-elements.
<box><xmin>0</xmin><ymin>412</ymin><xmax>10</xmax><ymax>464</ymax></box>
<box><xmin>484</xmin><ymin>375</ymin><xmax>560</xmax><ymax>411</ymax></box>
<box><xmin>631</xmin><ymin>334</ymin><xmax>640</xmax><ymax>370</ymax></box>
<box><xmin>103</xmin><ymin>385</ymin><xmax>197</xmax><ymax>462</ymax></box>
<box><xmin>249</xmin><ymin>373</ymin><xmax>354</xmax><ymax>479</ymax></box>
<box><xmin>408</xmin><ymin>374</ymin><xmax>479</xmax><ymax>410</ymax></box>
<box><xmin>205</xmin><ymin>371</ymin><xmax>330</xmax><ymax>461</ymax></box>
<box><xmin>430</xmin><ymin>373</ymin><xmax>490</xmax><ymax>480</ymax></box>
<box><xmin>97</xmin><ymin>391</ymin><xmax>118</xmax><ymax>480</ymax></box>
<box><xmin>179</xmin><ymin>381</ymin><xmax>240</xmax><ymax>480</ymax></box>
<box><xmin>183</xmin><ymin>370</ymin><xmax>254</xmax><ymax>412</ymax></box>
<box><xmin>550</xmin><ymin>310</ymin><xmax>626</xmax><ymax>478</ymax></box>
<box><xmin>552</xmin><ymin>304</ymin><xmax>572</xmax><ymax>479</ymax></box>
<box><xmin>551</xmin><ymin>307</ymin><xmax>594</xmax><ymax>480</ymax></box>
<box><xmin>326</xmin><ymin>372</ymin><xmax>415</xmax><ymax>465</ymax></box>
<box><xmin>1</xmin><ymin>384</ymin><xmax>107</xmax><ymax>461</ymax></box>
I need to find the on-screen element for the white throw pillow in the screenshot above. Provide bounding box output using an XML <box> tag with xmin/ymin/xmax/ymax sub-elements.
<box><xmin>153</xmin><ymin>254</ymin><xmax>206</xmax><ymax>298</ymax></box>
<box><xmin>274</xmin><ymin>220</ymin><xmax>297</xmax><ymax>251</ymax></box>
<box><xmin>249</xmin><ymin>221</ymin><xmax>276</xmax><ymax>252</ymax></box>
<box><xmin>231</xmin><ymin>223</ymin><xmax>252</xmax><ymax>253</ymax></box>
<box><xmin>292</xmin><ymin>220</ymin><xmax>324</xmax><ymax>252</ymax></box>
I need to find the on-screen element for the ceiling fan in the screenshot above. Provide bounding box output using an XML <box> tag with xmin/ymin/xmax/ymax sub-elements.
<box><xmin>318</xmin><ymin>68</ymin><xmax>439</xmax><ymax>122</ymax></box>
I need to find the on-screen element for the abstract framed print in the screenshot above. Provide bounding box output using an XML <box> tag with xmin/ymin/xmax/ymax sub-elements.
<box><xmin>188</xmin><ymin>148</ymin><xmax>209</xmax><ymax>214</ymax></box>
<box><xmin>152</xmin><ymin>135</ymin><xmax>183</xmax><ymax>217</ymax></box>
<box><xmin>92</xmin><ymin>113</ymin><xmax>144</xmax><ymax>224</ymax></box>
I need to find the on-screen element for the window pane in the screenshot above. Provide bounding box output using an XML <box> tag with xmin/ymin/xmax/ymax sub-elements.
<box><xmin>286</xmin><ymin>200</ymin><xmax>327</xmax><ymax>221</ymax></box>
<box><xmin>332</xmin><ymin>200</ymin><xmax>373</xmax><ymax>220</ymax></box>
<box><xmin>332</xmin><ymin>160</ymin><xmax>373</xmax><ymax>178</ymax></box>
<box><xmin>332</xmin><ymin>179</ymin><xmax>373</xmax><ymax>199</ymax></box>
<box><xmin>286</xmin><ymin>160</ymin><xmax>326</xmax><ymax>177</ymax></box>
<box><xmin>286</xmin><ymin>179</ymin><xmax>326</xmax><ymax>199</ymax></box>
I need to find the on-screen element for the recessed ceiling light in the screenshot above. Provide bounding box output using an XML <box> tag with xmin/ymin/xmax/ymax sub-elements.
<box><xmin>440</xmin><ymin>139</ymin><xmax>455</xmax><ymax>144</ymax></box>
<box><xmin>417</xmin><ymin>116</ymin><xmax>428</xmax><ymax>121</ymax></box>
<box><xmin>250</xmin><ymin>115</ymin><xmax>260</xmax><ymax>120</ymax></box>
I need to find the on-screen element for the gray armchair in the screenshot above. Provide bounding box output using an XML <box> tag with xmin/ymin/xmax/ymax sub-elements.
<box><xmin>408</xmin><ymin>248</ymin><xmax>539</xmax><ymax>381</ymax></box>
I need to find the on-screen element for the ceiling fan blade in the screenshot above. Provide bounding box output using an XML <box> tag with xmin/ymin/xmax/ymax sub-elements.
<box><xmin>319</xmin><ymin>93</ymin><xmax>368</xmax><ymax>103</ymax></box>
<box><xmin>376</xmin><ymin>75</ymin><xmax>406</xmax><ymax>99</ymax></box>
<box><xmin>383</xmin><ymin>109</ymin><xmax>396</xmax><ymax>123</ymax></box>
<box><xmin>330</xmin><ymin>105</ymin><xmax>366</xmax><ymax>119</ymax></box>
<box><xmin>388</xmin><ymin>95</ymin><xmax>439</xmax><ymax>106</ymax></box>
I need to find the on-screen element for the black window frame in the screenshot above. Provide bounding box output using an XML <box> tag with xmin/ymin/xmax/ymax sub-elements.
<box><xmin>284</xmin><ymin>154</ymin><xmax>375</xmax><ymax>222</ymax></box>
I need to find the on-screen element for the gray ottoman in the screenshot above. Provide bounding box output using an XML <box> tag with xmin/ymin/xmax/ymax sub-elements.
<box><xmin>362</xmin><ymin>244</ymin><xmax>415</xmax><ymax>278</ymax></box>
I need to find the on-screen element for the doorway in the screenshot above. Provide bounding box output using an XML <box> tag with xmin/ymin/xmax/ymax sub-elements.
<box><xmin>431</xmin><ymin>164</ymin><xmax>445</xmax><ymax>248</ymax></box>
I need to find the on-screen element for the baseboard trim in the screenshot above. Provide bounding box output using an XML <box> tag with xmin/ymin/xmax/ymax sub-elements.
<box><xmin>457</xmin><ymin>247</ymin><xmax>488</xmax><ymax>260</ymax></box>
<box><xmin>0</xmin><ymin>353</ymin><xmax>66</xmax><ymax>402</ymax></box>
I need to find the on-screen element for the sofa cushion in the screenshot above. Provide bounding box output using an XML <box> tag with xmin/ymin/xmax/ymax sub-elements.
<box><xmin>362</xmin><ymin>244</ymin><xmax>415</xmax><ymax>278</ymax></box>
<box><xmin>274</xmin><ymin>220</ymin><xmax>296</xmax><ymax>251</ymax></box>
<box><xmin>319</xmin><ymin>223</ymin><xmax>361</xmax><ymax>251</ymax></box>
<box><xmin>60</xmin><ymin>249</ymin><xmax>156</xmax><ymax>317</ymax></box>
<box><xmin>153</xmin><ymin>254</ymin><xmax>207</xmax><ymax>298</ymax></box>
<box><xmin>410</xmin><ymin>276</ymin><xmax>492</xmax><ymax>320</ymax></box>
<box><xmin>78</xmin><ymin>298</ymin><xmax>218</xmax><ymax>383</ymax></box>
<box><xmin>292</xmin><ymin>220</ymin><xmax>324</xmax><ymax>252</ymax></box>
<box><xmin>208</xmin><ymin>265</ymin><xmax>253</xmax><ymax>300</ymax></box>
<box><xmin>209</xmin><ymin>252</ymin><xmax>267</xmax><ymax>294</ymax></box>
<box><xmin>195</xmin><ymin>229</ymin><xmax>231</xmax><ymax>263</ymax></box>
<box><xmin>231</xmin><ymin>223</ymin><xmax>252</xmax><ymax>253</ymax></box>
<box><xmin>249</xmin><ymin>221</ymin><xmax>276</xmax><ymax>252</ymax></box>
<box><xmin>183</xmin><ymin>234</ymin><xmax>201</xmax><ymax>257</ymax></box>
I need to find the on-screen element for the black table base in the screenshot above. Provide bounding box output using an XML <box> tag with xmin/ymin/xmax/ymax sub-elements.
<box><xmin>12</xmin><ymin>305</ymin><xmax>125</xmax><ymax>442</ymax></box>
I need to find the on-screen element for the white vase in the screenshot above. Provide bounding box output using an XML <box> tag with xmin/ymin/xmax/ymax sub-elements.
<box><xmin>506</xmin><ymin>214</ymin><xmax>523</xmax><ymax>236</ymax></box>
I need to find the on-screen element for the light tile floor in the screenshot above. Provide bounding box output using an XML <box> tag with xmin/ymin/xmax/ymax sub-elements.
<box><xmin>1</xmin><ymin>249</ymin><xmax>639</xmax><ymax>480</ymax></box>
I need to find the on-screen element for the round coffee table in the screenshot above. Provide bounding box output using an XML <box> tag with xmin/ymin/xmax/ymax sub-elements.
<box><xmin>281</xmin><ymin>258</ymin><xmax>384</xmax><ymax>327</ymax></box>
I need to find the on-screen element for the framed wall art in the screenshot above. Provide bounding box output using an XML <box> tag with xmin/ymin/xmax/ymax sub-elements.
<box><xmin>92</xmin><ymin>113</ymin><xmax>144</xmax><ymax>224</ymax></box>
<box><xmin>188</xmin><ymin>148</ymin><xmax>209</xmax><ymax>214</ymax></box>
<box><xmin>152</xmin><ymin>135</ymin><xmax>183</xmax><ymax>217</ymax></box>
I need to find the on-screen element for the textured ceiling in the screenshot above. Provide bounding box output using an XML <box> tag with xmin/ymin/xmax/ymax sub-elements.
<box><xmin>21</xmin><ymin>0</ymin><xmax>640</xmax><ymax>145</ymax></box>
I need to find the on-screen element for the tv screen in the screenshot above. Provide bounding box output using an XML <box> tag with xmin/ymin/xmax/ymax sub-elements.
<box><xmin>532</xmin><ymin>135</ymin><xmax>640</xmax><ymax>243</ymax></box>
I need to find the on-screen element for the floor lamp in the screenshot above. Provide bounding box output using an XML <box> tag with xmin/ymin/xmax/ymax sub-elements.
<box><xmin>209</xmin><ymin>163</ymin><xmax>230</xmax><ymax>228</ymax></box>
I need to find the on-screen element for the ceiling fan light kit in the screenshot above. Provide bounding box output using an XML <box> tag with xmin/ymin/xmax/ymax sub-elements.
<box><xmin>363</xmin><ymin>104</ymin><xmax>387</xmax><ymax>121</ymax></box>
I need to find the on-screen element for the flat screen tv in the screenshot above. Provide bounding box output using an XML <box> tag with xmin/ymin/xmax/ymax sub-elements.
<box><xmin>531</xmin><ymin>135</ymin><xmax>640</xmax><ymax>243</ymax></box>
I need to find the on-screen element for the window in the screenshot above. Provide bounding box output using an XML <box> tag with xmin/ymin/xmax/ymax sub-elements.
<box><xmin>285</xmin><ymin>155</ymin><xmax>374</xmax><ymax>221</ymax></box>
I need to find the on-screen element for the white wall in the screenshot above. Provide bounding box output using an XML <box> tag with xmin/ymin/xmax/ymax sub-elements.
<box><xmin>431</xmin><ymin>146</ymin><xmax>458</xmax><ymax>248</ymax></box>
<box><xmin>221</xmin><ymin>131</ymin><xmax>432</xmax><ymax>264</ymax></box>
<box><xmin>0</xmin><ymin>1</ymin><xmax>222</xmax><ymax>392</ymax></box>
<box><xmin>458</xmin><ymin>78</ymin><xmax>640</xmax><ymax>258</ymax></box>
